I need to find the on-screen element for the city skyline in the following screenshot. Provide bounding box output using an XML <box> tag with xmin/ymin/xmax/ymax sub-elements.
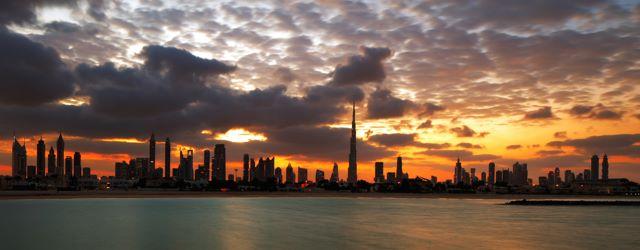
<box><xmin>0</xmin><ymin>1</ymin><xmax>639</xmax><ymax>182</ymax></box>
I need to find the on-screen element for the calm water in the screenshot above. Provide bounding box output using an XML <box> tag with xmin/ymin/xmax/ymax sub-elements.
<box><xmin>1</xmin><ymin>197</ymin><xmax>639</xmax><ymax>249</ymax></box>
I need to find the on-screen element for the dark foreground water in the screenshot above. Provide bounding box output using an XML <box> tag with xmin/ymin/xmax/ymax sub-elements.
<box><xmin>1</xmin><ymin>197</ymin><xmax>639</xmax><ymax>249</ymax></box>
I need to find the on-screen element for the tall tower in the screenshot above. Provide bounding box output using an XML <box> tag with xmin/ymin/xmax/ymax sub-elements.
<box><xmin>11</xmin><ymin>135</ymin><xmax>27</xmax><ymax>178</ymax></box>
<box><xmin>56</xmin><ymin>133</ymin><xmax>65</xmax><ymax>177</ymax></box>
<box><xmin>590</xmin><ymin>154</ymin><xmax>599</xmax><ymax>182</ymax></box>
<box><xmin>47</xmin><ymin>147</ymin><xmax>56</xmax><ymax>177</ymax></box>
<box><xmin>396</xmin><ymin>156</ymin><xmax>403</xmax><ymax>180</ymax></box>
<box><xmin>330</xmin><ymin>162</ymin><xmax>339</xmax><ymax>183</ymax></box>
<box><xmin>243</xmin><ymin>154</ymin><xmax>249</xmax><ymax>182</ymax></box>
<box><xmin>488</xmin><ymin>162</ymin><xmax>496</xmax><ymax>186</ymax></box>
<box><xmin>213</xmin><ymin>144</ymin><xmax>226</xmax><ymax>181</ymax></box>
<box><xmin>347</xmin><ymin>102</ymin><xmax>358</xmax><ymax>184</ymax></box>
<box><xmin>602</xmin><ymin>154</ymin><xmax>609</xmax><ymax>181</ymax></box>
<box><xmin>454</xmin><ymin>158</ymin><xmax>462</xmax><ymax>184</ymax></box>
<box><xmin>164</xmin><ymin>137</ymin><xmax>171</xmax><ymax>178</ymax></box>
<box><xmin>37</xmin><ymin>137</ymin><xmax>46</xmax><ymax>177</ymax></box>
<box><xmin>73</xmin><ymin>152</ymin><xmax>82</xmax><ymax>178</ymax></box>
<box><xmin>149</xmin><ymin>133</ymin><xmax>156</xmax><ymax>170</ymax></box>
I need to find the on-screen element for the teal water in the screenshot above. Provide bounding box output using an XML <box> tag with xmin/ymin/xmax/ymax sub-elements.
<box><xmin>0</xmin><ymin>198</ymin><xmax>639</xmax><ymax>249</ymax></box>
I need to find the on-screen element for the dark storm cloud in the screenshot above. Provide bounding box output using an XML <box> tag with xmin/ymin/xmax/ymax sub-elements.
<box><xmin>87</xmin><ymin>0</ymin><xmax>107</xmax><ymax>21</ymax></box>
<box><xmin>568</xmin><ymin>104</ymin><xmax>623</xmax><ymax>120</ymax></box>
<box><xmin>536</xmin><ymin>149</ymin><xmax>564</xmax><ymax>156</ymax></box>
<box><xmin>548</xmin><ymin>134</ymin><xmax>640</xmax><ymax>157</ymax></box>
<box><xmin>554</xmin><ymin>131</ymin><xmax>568</xmax><ymax>139</ymax></box>
<box><xmin>366</xmin><ymin>89</ymin><xmax>415</xmax><ymax>119</ymax></box>
<box><xmin>420</xmin><ymin>102</ymin><xmax>446</xmax><ymax>117</ymax></box>
<box><xmin>417</xmin><ymin>120</ymin><xmax>433</xmax><ymax>129</ymax></box>
<box><xmin>0</xmin><ymin>0</ymin><xmax>76</xmax><ymax>25</ymax></box>
<box><xmin>141</xmin><ymin>45</ymin><xmax>237</xmax><ymax>82</ymax></box>
<box><xmin>367</xmin><ymin>133</ymin><xmax>416</xmax><ymax>147</ymax></box>
<box><xmin>330</xmin><ymin>46</ymin><xmax>392</xmax><ymax>86</ymax></box>
<box><xmin>419</xmin><ymin>149</ymin><xmax>500</xmax><ymax>162</ymax></box>
<box><xmin>524</xmin><ymin>106</ymin><xmax>554</xmax><ymax>120</ymax></box>
<box><xmin>44</xmin><ymin>21</ymin><xmax>82</xmax><ymax>33</ymax></box>
<box><xmin>449</xmin><ymin>125</ymin><xmax>488</xmax><ymax>138</ymax></box>
<box><xmin>304</xmin><ymin>85</ymin><xmax>365</xmax><ymax>105</ymax></box>
<box><xmin>0</xmin><ymin>28</ymin><xmax>74</xmax><ymax>106</ymax></box>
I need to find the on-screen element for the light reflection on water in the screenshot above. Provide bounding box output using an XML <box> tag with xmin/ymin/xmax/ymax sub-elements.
<box><xmin>0</xmin><ymin>197</ymin><xmax>639</xmax><ymax>249</ymax></box>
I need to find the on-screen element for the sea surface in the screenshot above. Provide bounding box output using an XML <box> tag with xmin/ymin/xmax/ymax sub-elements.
<box><xmin>1</xmin><ymin>197</ymin><xmax>639</xmax><ymax>249</ymax></box>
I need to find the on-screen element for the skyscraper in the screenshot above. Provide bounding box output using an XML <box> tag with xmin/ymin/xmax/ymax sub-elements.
<box><xmin>164</xmin><ymin>137</ymin><xmax>171</xmax><ymax>178</ymax></box>
<box><xmin>330</xmin><ymin>162</ymin><xmax>339</xmax><ymax>183</ymax></box>
<box><xmin>213</xmin><ymin>144</ymin><xmax>226</xmax><ymax>181</ymax></box>
<box><xmin>243</xmin><ymin>154</ymin><xmax>249</xmax><ymax>182</ymax></box>
<box><xmin>347</xmin><ymin>102</ymin><xmax>358</xmax><ymax>184</ymax></box>
<box><xmin>396</xmin><ymin>156</ymin><xmax>404</xmax><ymax>180</ymax></box>
<box><xmin>274</xmin><ymin>167</ymin><xmax>283</xmax><ymax>184</ymax></box>
<box><xmin>186</xmin><ymin>149</ymin><xmax>194</xmax><ymax>180</ymax></box>
<box><xmin>11</xmin><ymin>136</ymin><xmax>27</xmax><ymax>178</ymax></box>
<box><xmin>250</xmin><ymin>158</ymin><xmax>256</xmax><ymax>181</ymax></box>
<box><xmin>454</xmin><ymin>158</ymin><xmax>462</xmax><ymax>184</ymax></box>
<box><xmin>298</xmin><ymin>167</ymin><xmax>308</xmax><ymax>183</ymax></box>
<box><xmin>488</xmin><ymin>162</ymin><xmax>495</xmax><ymax>186</ymax></box>
<box><xmin>590</xmin><ymin>154</ymin><xmax>599</xmax><ymax>181</ymax></box>
<box><xmin>149</xmin><ymin>133</ymin><xmax>156</xmax><ymax>170</ymax></box>
<box><xmin>47</xmin><ymin>147</ymin><xmax>56</xmax><ymax>177</ymax></box>
<box><xmin>73</xmin><ymin>152</ymin><xmax>81</xmax><ymax>178</ymax></box>
<box><xmin>64</xmin><ymin>156</ymin><xmax>72</xmax><ymax>180</ymax></box>
<box><xmin>204</xmin><ymin>149</ymin><xmax>211</xmax><ymax>181</ymax></box>
<box><xmin>286</xmin><ymin>163</ymin><xmax>295</xmax><ymax>184</ymax></box>
<box><xmin>315</xmin><ymin>169</ymin><xmax>325</xmax><ymax>183</ymax></box>
<box><xmin>265</xmin><ymin>157</ymin><xmax>275</xmax><ymax>180</ymax></box>
<box><xmin>374</xmin><ymin>162</ymin><xmax>384</xmax><ymax>183</ymax></box>
<box><xmin>602</xmin><ymin>154</ymin><xmax>609</xmax><ymax>181</ymax></box>
<box><xmin>37</xmin><ymin>137</ymin><xmax>45</xmax><ymax>177</ymax></box>
<box><xmin>56</xmin><ymin>133</ymin><xmax>65</xmax><ymax>177</ymax></box>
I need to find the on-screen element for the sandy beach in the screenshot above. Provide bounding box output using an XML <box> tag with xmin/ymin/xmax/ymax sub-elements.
<box><xmin>0</xmin><ymin>190</ymin><xmax>637</xmax><ymax>200</ymax></box>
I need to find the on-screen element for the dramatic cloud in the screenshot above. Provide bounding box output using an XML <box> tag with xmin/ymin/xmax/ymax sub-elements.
<box><xmin>548</xmin><ymin>134</ymin><xmax>640</xmax><ymax>157</ymax></box>
<box><xmin>0</xmin><ymin>0</ymin><xmax>76</xmax><ymax>25</ymax></box>
<box><xmin>569</xmin><ymin>104</ymin><xmax>623</xmax><ymax>120</ymax></box>
<box><xmin>417</xmin><ymin>120</ymin><xmax>433</xmax><ymax>129</ymax></box>
<box><xmin>449</xmin><ymin>125</ymin><xmax>488</xmax><ymax>138</ymax></box>
<box><xmin>554</xmin><ymin>131</ymin><xmax>568</xmax><ymax>139</ymax></box>
<box><xmin>420</xmin><ymin>102</ymin><xmax>446</xmax><ymax>117</ymax></box>
<box><xmin>367</xmin><ymin>133</ymin><xmax>416</xmax><ymax>147</ymax></box>
<box><xmin>330</xmin><ymin>46</ymin><xmax>391</xmax><ymax>86</ymax></box>
<box><xmin>456</xmin><ymin>142</ymin><xmax>483</xmax><ymax>149</ymax></box>
<box><xmin>367</xmin><ymin>89</ymin><xmax>415</xmax><ymax>119</ymax></box>
<box><xmin>0</xmin><ymin>28</ymin><xmax>74</xmax><ymax>106</ymax></box>
<box><xmin>524</xmin><ymin>107</ymin><xmax>554</xmax><ymax>120</ymax></box>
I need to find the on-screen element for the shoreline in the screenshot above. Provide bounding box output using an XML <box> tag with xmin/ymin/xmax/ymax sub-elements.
<box><xmin>0</xmin><ymin>191</ymin><xmax>638</xmax><ymax>200</ymax></box>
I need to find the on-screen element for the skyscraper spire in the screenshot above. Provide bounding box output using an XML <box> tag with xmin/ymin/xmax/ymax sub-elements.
<box><xmin>348</xmin><ymin>101</ymin><xmax>358</xmax><ymax>184</ymax></box>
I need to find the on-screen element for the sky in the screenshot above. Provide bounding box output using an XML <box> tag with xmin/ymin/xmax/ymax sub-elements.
<box><xmin>0</xmin><ymin>0</ymin><xmax>639</xmax><ymax>182</ymax></box>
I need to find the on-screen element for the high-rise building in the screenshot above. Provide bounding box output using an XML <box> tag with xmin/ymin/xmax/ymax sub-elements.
<box><xmin>186</xmin><ymin>150</ymin><xmax>194</xmax><ymax>180</ymax></box>
<box><xmin>347</xmin><ymin>102</ymin><xmax>358</xmax><ymax>184</ymax></box>
<box><xmin>37</xmin><ymin>137</ymin><xmax>45</xmax><ymax>177</ymax></box>
<box><xmin>82</xmin><ymin>167</ymin><xmax>91</xmax><ymax>178</ymax></box>
<box><xmin>203</xmin><ymin>149</ymin><xmax>211</xmax><ymax>181</ymax></box>
<box><xmin>149</xmin><ymin>133</ymin><xmax>156</xmax><ymax>170</ymax></box>
<box><xmin>564</xmin><ymin>170</ymin><xmax>575</xmax><ymax>184</ymax></box>
<box><xmin>554</xmin><ymin>167</ymin><xmax>561</xmax><ymax>185</ymax></box>
<box><xmin>330</xmin><ymin>162</ymin><xmax>339</xmax><ymax>183</ymax></box>
<box><xmin>11</xmin><ymin>136</ymin><xmax>27</xmax><ymax>178</ymax></box>
<box><xmin>386</xmin><ymin>172</ymin><xmax>396</xmax><ymax>183</ymax></box>
<box><xmin>115</xmin><ymin>161</ymin><xmax>128</xmax><ymax>179</ymax></box>
<box><xmin>27</xmin><ymin>165</ymin><xmax>36</xmax><ymax>179</ymax></box>
<box><xmin>396</xmin><ymin>156</ymin><xmax>404</xmax><ymax>181</ymax></box>
<box><xmin>583</xmin><ymin>169</ymin><xmax>591</xmax><ymax>181</ymax></box>
<box><xmin>481</xmin><ymin>172</ymin><xmax>487</xmax><ymax>183</ymax></box>
<box><xmin>256</xmin><ymin>157</ymin><xmax>265</xmax><ymax>181</ymax></box>
<box><xmin>510</xmin><ymin>162</ymin><xmax>528</xmax><ymax>186</ymax></box>
<box><xmin>73</xmin><ymin>152</ymin><xmax>82</xmax><ymax>178</ymax></box>
<box><xmin>285</xmin><ymin>163</ymin><xmax>295</xmax><ymax>184</ymax></box>
<box><xmin>547</xmin><ymin>171</ymin><xmax>555</xmax><ymax>186</ymax></box>
<box><xmin>454</xmin><ymin>158</ymin><xmax>462</xmax><ymax>184</ymax></box>
<box><xmin>274</xmin><ymin>167</ymin><xmax>283</xmax><ymax>184</ymax></box>
<box><xmin>298</xmin><ymin>167</ymin><xmax>308</xmax><ymax>183</ymax></box>
<box><xmin>315</xmin><ymin>169</ymin><xmax>325</xmax><ymax>183</ymax></box>
<box><xmin>602</xmin><ymin>154</ymin><xmax>609</xmax><ymax>181</ymax></box>
<box><xmin>265</xmin><ymin>157</ymin><xmax>275</xmax><ymax>180</ymax></box>
<box><xmin>488</xmin><ymin>162</ymin><xmax>495</xmax><ymax>186</ymax></box>
<box><xmin>64</xmin><ymin>156</ymin><xmax>72</xmax><ymax>180</ymax></box>
<box><xmin>213</xmin><ymin>144</ymin><xmax>226</xmax><ymax>181</ymax></box>
<box><xmin>243</xmin><ymin>154</ymin><xmax>249</xmax><ymax>182</ymax></box>
<box><xmin>590</xmin><ymin>154</ymin><xmax>599</xmax><ymax>181</ymax></box>
<box><xmin>164</xmin><ymin>137</ymin><xmax>171</xmax><ymax>178</ymax></box>
<box><xmin>56</xmin><ymin>133</ymin><xmax>65</xmax><ymax>177</ymax></box>
<box><xmin>374</xmin><ymin>162</ymin><xmax>384</xmax><ymax>183</ymax></box>
<box><xmin>47</xmin><ymin>147</ymin><xmax>56</xmax><ymax>177</ymax></box>
<box><xmin>249</xmin><ymin>158</ymin><xmax>256</xmax><ymax>181</ymax></box>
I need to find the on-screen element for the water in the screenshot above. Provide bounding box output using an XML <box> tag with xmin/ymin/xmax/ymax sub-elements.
<box><xmin>1</xmin><ymin>197</ymin><xmax>639</xmax><ymax>249</ymax></box>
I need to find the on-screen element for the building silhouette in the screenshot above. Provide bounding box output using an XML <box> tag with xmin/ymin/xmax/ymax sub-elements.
<box><xmin>149</xmin><ymin>133</ymin><xmax>156</xmax><ymax>170</ymax></box>
<box><xmin>256</xmin><ymin>157</ymin><xmax>265</xmax><ymax>181</ymax></box>
<box><xmin>11</xmin><ymin>136</ymin><xmax>27</xmax><ymax>178</ymax></box>
<box><xmin>73</xmin><ymin>152</ymin><xmax>82</xmax><ymax>178</ymax></box>
<box><xmin>64</xmin><ymin>156</ymin><xmax>72</xmax><ymax>180</ymax></box>
<box><xmin>56</xmin><ymin>133</ymin><xmax>65</xmax><ymax>178</ymax></box>
<box><xmin>396</xmin><ymin>156</ymin><xmax>403</xmax><ymax>180</ymax></box>
<box><xmin>330</xmin><ymin>162</ymin><xmax>339</xmax><ymax>183</ymax></box>
<box><xmin>285</xmin><ymin>163</ymin><xmax>295</xmax><ymax>184</ymax></box>
<box><xmin>298</xmin><ymin>167</ymin><xmax>308</xmax><ymax>183</ymax></box>
<box><xmin>213</xmin><ymin>144</ymin><xmax>226</xmax><ymax>181</ymax></box>
<box><xmin>274</xmin><ymin>167</ymin><xmax>282</xmax><ymax>184</ymax></box>
<box><xmin>243</xmin><ymin>154</ymin><xmax>249</xmax><ymax>182</ymax></box>
<box><xmin>265</xmin><ymin>157</ymin><xmax>275</xmax><ymax>180</ymax></box>
<box><xmin>488</xmin><ymin>162</ymin><xmax>495</xmax><ymax>186</ymax></box>
<box><xmin>347</xmin><ymin>102</ymin><xmax>358</xmax><ymax>184</ymax></box>
<box><xmin>36</xmin><ymin>137</ymin><xmax>45</xmax><ymax>177</ymax></box>
<box><xmin>47</xmin><ymin>147</ymin><xmax>56</xmax><ymax>177</ymax></box>
<box><xmin>591</xmin><ymin>154</ymin><xmax>599</xmax><ymax>181</ymax></box>
<box><xmin>249</xmin><ymin>158</ymin><xmax>256</xmax><ymax>181</ymax></box>
<box><xmin>164</xmin><ymin>137</ymin><xmax>171</xmax><ymax>178</ymax></box>
<box><xmin>602</xmin><ymin>154</ymin><xmax>609</xmax><ymax>181</ymax></box>
<box><xmin>375</xmin><ymin>162</ymin><xmax>384</xmax><ymax>183</ymax></box>
<box><xmin>315</xmin><ymin>169</ymin><xmax>325</xmax><ymax>183</ymax></box>
<box><xmin>454</xmin><ymin>158</ymin><xmax>462</xmax><ymax>184</ymax></box>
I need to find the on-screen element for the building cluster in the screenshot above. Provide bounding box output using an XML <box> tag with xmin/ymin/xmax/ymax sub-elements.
<box><xmin>7</xmin><ymin>133</ymin><xmax>98</xmax><ymax>190</ymax></box>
